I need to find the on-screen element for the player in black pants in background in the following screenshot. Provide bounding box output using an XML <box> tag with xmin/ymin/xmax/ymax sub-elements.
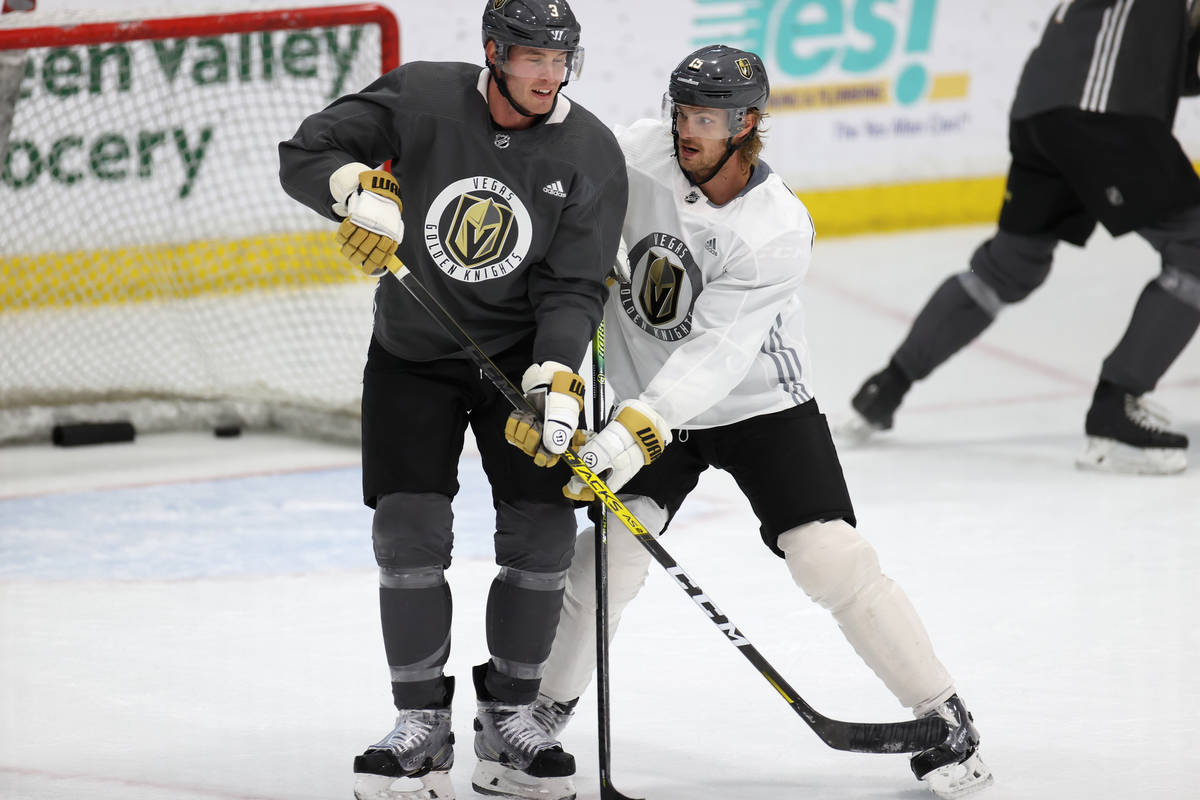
<box><xmin>278</xmin><ymin>2</ymin><xmax>627</xmax><ymax>799</ymax></box>
<box><xmin>847</xmin><ymin>0</ymin><xmax>1200</xmax><ymax>475</ymax></box>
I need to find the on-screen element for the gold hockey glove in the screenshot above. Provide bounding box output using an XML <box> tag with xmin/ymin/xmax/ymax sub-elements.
<box><xmin>505</xmin><ymin>361</ymin><xmax>586</xmax><ymax>467</ymax></box>
<box><xmin>330</xmin><ymin>164</ymin><xmax>403</xmax><ymax>277</ymax></box>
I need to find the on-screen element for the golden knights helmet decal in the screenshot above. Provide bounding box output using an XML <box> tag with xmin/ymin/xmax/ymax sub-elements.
<box><xmin>424</xmin><ymin>176</ymin><xmax>533</xmax><ymax>283</ymax></box>
<box><xmin>735</xmin><ymin>57</ymin><xmax>754</xmax><ymax>79</ymax></box>
<box><xmin>620</xmin><ymin>232</ymin><xmax>703</xmax><ymax>342</ymax></box>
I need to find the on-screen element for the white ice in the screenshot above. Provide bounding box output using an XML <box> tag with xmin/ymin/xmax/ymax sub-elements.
<box><xmin>2</xmin><ymin>224</ymin><xmax>1197</xmax><ymax>800</ymax></box>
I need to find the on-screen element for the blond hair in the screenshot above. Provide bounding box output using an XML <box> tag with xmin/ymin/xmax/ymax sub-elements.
<box><xmin>738</xmin><ymin>109</ymin><xmax>767</xmax><ymax>167</ymax></box>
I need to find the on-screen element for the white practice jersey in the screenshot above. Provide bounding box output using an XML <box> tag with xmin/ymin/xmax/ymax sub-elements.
<box><xmin>607</xmin><ymin>118</ymin><xmax>816</xmax><ymax>431</ymax></box>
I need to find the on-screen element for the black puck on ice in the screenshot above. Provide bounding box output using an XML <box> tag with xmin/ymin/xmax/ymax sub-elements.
<box><xmin>213</xmin><ymin>424</ymin><xmax>243</xmax><ymax>438</ymax></box>
<box><xmin>51</xmin><ymin>421</ymin><xmax>136</xmax><ymax>447</ymax></box>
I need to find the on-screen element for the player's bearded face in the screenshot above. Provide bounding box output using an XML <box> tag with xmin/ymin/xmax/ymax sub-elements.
<box><xmin>674</xmin><ymin>105</ymin><xmax>737</xmax><ymax>174</ymax></box>
<box><xmin>502</xmin><ymin>45</ymin><xmax>567</xmax><ymax>115</ymax></box>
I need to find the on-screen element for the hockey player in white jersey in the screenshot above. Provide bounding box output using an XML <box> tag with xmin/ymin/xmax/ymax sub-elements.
<box><xmin>506</xmin><ymin>45</ymin><xmax>993</xmax><ymax>799</ymax></box>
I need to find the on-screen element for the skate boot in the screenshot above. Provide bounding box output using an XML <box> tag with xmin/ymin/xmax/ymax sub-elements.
<box><xmin>910</xmin><ymin>694</ymin><xmax>993</xmax><ymax>799</ymax></box>
<box><xmin>353</xmin><ymin>677</ymin><xmax>455</xmax><ymax>800</ymax></box>
<box><xmin>530</xmin><ymin>694</ymin><xmax>578</xmax><ymax>739</ymax></box>
<box><xmin>470</xmin><ymin>664</ymin><xmax>576</xmax><ymax>800</ymax></box>
<box><xmin>840</xmin><ymin>361</ymin><xmax>912</xmax><ymax>443</ymax></box>
<box><xmin>1077</xmin><ymin>380</ymin><xmax>1188</xmax><ymax>475</ymax></box>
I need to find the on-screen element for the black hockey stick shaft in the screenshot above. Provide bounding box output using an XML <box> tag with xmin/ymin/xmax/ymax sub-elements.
<box><xmin>592</xmin><ymin>322</ymin><xmax>642</xmax><ymax>800</ymax></box>
<box><xmin>384</xmin><ymin>257</ymin><xmax>948</xmax><ymax>754</ymax></box>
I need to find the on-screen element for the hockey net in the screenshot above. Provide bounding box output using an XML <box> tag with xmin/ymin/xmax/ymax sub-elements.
<box><xmin>0</xmin><ymin>3</ymin><xmax>399</xmax><ymax>444</ymax></box>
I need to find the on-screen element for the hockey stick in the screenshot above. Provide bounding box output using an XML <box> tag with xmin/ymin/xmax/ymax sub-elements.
<box><xmin>590</xmin><ymin>322</ymin><xmax>642</xmax><ymax>800</ymax></box>
<box><xmin>382</xmin><ymin>255</ymin><xmax>949</xmax><ymax>754</ymax></box>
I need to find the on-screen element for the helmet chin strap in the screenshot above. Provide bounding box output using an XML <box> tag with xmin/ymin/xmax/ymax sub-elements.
<box><xmin>488</xmin><ymin>62</ymin><xmax>542</xmax><ymax>119</ymax></box>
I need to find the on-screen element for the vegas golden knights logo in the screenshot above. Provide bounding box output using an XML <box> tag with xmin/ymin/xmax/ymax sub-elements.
<box><xmin>424</xmin><ymin>176</ymin><xmax>533</xmax><ymax>283</ymax></box>
<box><xmin>492</xmin><ymin>0</ymin><xmax>509</xmax><ymax>10</ymax></box>
<box><xmin>641</xmin><ymin>254</ymin><xmax>684</xmax><ymax>325</ymax></box>
<box><xmin>735</xmin><ymin>57</ymin><xmax>753</xmax><ymax>79</ymax></box>
<box><xmin>448</xmin><ymin>194</ymin><xmax>515</xmax><ymax>268</ymax></box>
<box><xmin>621</xmin><ymin>232</ymin><xmax>700</xmax><ymax>341</ymax></box>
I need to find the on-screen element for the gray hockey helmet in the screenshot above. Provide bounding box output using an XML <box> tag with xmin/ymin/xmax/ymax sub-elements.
<box><xmin>667</xmin><ymin>45</ymin><xmax>768</xmax><ymax>135</ymax></box>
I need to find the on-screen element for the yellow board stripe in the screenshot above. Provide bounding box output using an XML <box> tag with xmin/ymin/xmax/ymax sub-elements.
<box><xmin>801</xmin><ymin>159</ymin><xmax>1200</xmax><ymax>238</ymax></box>
<box><xmin>7</xmin><ymin>156</ymin><xmax>1200</xmax><ymax>306</ymax></box>
<box><xmin>799</xmin><ymin>174</ymin><xmax>1008</xmax><ymax>238</ymax></box>
<box><xmin>1</xmin><ymin>231</ymin><xmax>370</xmax><ymax>311</ymax></box>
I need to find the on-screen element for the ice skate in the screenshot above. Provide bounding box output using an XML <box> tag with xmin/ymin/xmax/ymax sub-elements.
<box><xmin>470</xmin><ymin>665</ymin><xmax>576</xmax><ymax>800</ymax></box>
<box><xmin>910</xmin><ymin>694</ymin><xmax>993</xmax><ymax>800</ymax></box>
<box><xmin>353</xmin><ymin>678</ymin><xmax>456</xmax><ymax>800</ymax></box>
<box><xmin>1076</xmin><ymin>381</ymin><xmax>1188</xmax><ymax>475</ymax></box>
<box><xmin>530</xmin><ymin>694</ymin><xmax>578</xmax><ymax>739</ymax></box>
<box><xmin>838</xmin><ymin>362</ymin><xmax>911</xmax><ymax>444</ymax></box>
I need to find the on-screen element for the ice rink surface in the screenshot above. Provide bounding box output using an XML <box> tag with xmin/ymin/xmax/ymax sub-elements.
<box><xmin>2</xmin><ymin>224</ymin><xmax>1197</xmax><ymax>800</ymax></box>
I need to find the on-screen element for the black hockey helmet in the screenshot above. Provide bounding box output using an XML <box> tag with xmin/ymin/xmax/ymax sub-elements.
<box><xmin>666</xmin><ymin>45</ymin><xmax>768</xmax><ymax>136</ymax></box>
<box><xmin>482</xmin><ymin>0</ymin><xmax>581</xmax><ymax>51</ymax></box>
<box><xmin>482</xmin><ymin>0</ymin><xmax>583</xmax><ymax>82</ymax></box>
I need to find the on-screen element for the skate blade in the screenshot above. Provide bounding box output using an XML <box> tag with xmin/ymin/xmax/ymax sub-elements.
<box><xmin>921</xmin><ymin>750</ymin><xmax>994</xmax><ymax>799</ymax></box>
<box><xmin>1075</xmin><ymin>436</ymin><xmax>1187</xmax><ymax>476</ymax></box>
<box><xmin>354</xmin><ymin>770</ymin><xmax>455</xmax><ymax>800</ymax></box>
<box><xmin>470</xmin><ymin>760</ymin><xmax>575</xmax><ymax>800</ymax></box>
<box><xmin>833</xmin><ymin>410</ymin><xmax>884</xmax><ymax>446</ymax></box>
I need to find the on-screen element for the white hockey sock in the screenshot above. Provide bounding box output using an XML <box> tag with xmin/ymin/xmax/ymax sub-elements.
<box><xmin>778</xmin><ymin>520</ymin><xmax>954</xmax><ymax>711</ymax></box>
<box><xmin>538</xmin><ymin>495</ymin><xmax>665</xmax><ymax>703</ymax></box>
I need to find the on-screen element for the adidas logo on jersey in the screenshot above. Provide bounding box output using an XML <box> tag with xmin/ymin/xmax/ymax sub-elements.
<box><xmin>704</xmin><ymin>237</ymin><xmax>718</xmax><ymax>256</ymax></box>
<box><xmin>542</xmin><ymin>180</ymin><xmax>567</xmax><ymax>198</ymax></box>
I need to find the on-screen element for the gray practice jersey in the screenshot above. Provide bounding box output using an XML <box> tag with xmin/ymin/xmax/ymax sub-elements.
<box><xmin>1011</xmin><ymin>0</ymin><xmax>1200</xmax><ymax>123</ymax></box>
<box><xmin>607</xmin><ymin>120</ymin><xmax>815</xmax><ymax>431</ymax></box>
<box><xmin>279</xmin><ymin>61</ymin><xmax>628</xmax><ymax>368</ymax></box>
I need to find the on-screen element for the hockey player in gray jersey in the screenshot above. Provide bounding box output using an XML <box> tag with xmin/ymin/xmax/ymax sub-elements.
<box><xmin>506</xmin><ymin>46</ymin><xmax>993</xmax><ymax>800</ymax></box>
<box><xmin>278</xmin><ymin>2</ymin><xmax>626</xmax><ymax>799</ymax></box>
<box><xmin>846</xmin><ymin>0</ymin><xmax>1200</xmax><ymax>475</ymax></box>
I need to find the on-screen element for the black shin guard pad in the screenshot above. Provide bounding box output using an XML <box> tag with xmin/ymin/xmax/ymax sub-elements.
<box><xmin>381</xmin><ymin>580</ymin><xmax>452</xmax><ymax>708</ymax></box>
<box><xmin>483</xmin><ymin>575</ymin><xmax>566</xmax><ymax>704</ymax></box>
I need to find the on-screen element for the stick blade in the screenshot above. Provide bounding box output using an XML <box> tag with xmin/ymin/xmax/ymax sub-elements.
<box><xmin>600</xmin><ymin>782</ymin><xmax>643</xmax><ymax>800</ymax></box>
<box><xmin>822</xmin><ymin>713</ymin><xmax>950</xmax><ymax>753</ymax></box>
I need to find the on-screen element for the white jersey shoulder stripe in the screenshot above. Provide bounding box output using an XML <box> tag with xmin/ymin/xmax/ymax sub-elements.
<box><xmin>1081</xmin><ymin>0</ymin><xmax>1135</xmax><ymax>113</ymax></box>
<box><xmin>1095</xmin><ymin>0</ymin><xmax>1135</xmax><ymax>112</ymax></box>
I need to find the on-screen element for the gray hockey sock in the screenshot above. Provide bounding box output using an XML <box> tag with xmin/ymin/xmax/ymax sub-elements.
<box><xmin>894</xmin><ymin>272</ymin><xmax>998</xmax><ymax>381</ymax></box>
<box><xmin>1101</xmin><ymin>271</ymin><xmax>1200</xmax><ymax>394</ymax></box>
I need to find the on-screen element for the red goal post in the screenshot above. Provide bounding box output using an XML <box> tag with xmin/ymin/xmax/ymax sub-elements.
<box><xmin>0</xmin><ymin>4</ymin><xmax>400</xmax><ymax>444</ymax></box>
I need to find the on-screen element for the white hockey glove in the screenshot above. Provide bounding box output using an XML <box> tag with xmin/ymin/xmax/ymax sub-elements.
<box><xmin>609</xmin><ymin>238</ymin><xmax>631</xmax><ymax>285</ymax></box>
<box><xmin>505</xmin><ymin>361</ymin><xmax>587</xmax><ymax>468</ymax></box>
<box><xmin>563</xmin><ymin>399</ymin><xmax>671</xmax><ymax>501</ymax></box>
<box><xmin>330</xmin><ymin>162</ymin><xmax>403</xmax><ymax>278</ymax></box>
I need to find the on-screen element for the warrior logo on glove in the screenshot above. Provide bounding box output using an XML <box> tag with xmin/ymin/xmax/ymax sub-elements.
<box><xmin>563</xmin><ymin>399</ymin><xmax>671</xmax><ymax>501</ymax></box>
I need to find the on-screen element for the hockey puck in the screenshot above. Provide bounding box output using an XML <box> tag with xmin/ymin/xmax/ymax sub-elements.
<box><xmin>51</xmin><ymin>421</ymin><xmax>136</xmax><ymax>447</ymax></box>
<box><xmin>213</xmin><ymin>424</ymin><xmax>242</xmax><ymax>438</ymax></box>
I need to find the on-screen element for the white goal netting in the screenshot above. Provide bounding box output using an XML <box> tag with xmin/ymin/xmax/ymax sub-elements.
<box><xmin>0</xmin><ymin>3</ymin><xmax>398</xmax><ymax>443</ymax></box>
